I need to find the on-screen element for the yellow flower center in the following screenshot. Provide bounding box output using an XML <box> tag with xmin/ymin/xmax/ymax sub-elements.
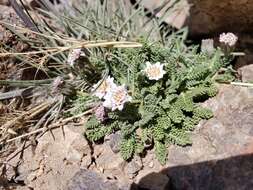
<box><xmin>113</xmin><ymin>89</ymin><xmax>125</xmax><ymax>104</ymax></box>
<box><xmin>98</xmin><ymin>81</ymin><xmax>108</xmax><ymax>92</ymax></box>
<box><xmin>146</xmin><ymin>66</ymin><xmax>161</xmax><ymax>78</ymax></box>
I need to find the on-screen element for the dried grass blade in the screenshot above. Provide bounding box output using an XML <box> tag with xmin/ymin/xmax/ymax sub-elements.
<box><xmin>9</xmin><ymin>0</ymin><xmax>39</xmax><ymax>32</ymax></box>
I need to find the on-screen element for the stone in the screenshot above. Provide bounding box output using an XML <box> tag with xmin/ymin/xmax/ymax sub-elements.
<box><xmin>95</xmin><ymin>143</ymin><xmax>127</xmax><ymax>183</ymax></box>
<box><xmin>238</xmin><ymin>64</ymin><xmax>253</xmax><ymax>82</ymax></box>
<box><xmin>140</xmin><ymin>0</ymin><xmax>190</xmax><ymax>29</ymax></box>
<box><xmin>137</xmin><ymin>172</ymin><xmax>170</xmax><ymax>190</ymax></box>
<box><xmin>124</xmin><ymin>156</ymin><xmax>143</xmax><ymax>179</ymax></box>
<box><xmin>139</xmin><ymin>0</ymin><xmax>253</xmax><ymax>39</ymax></box>
<box><xmin>66</xmin><ymin>169</ymin><xmax>119</xmax><ymax>190</ymax></box>
<box><xmin>186</xmin><ymin>0</ymin><xmax>253</xmax><ymax>36</ymax></box>
<box><xmin>200</xmin><ymin>85</ymin><xmax>253</xmax><ymax>157</ymax></box>
<box><xmin>0</xmin><ymin>0</ymin><xmax>8</xmax><ymax>5</ymax></box>
<box><xmin>5</xmin><ymin>126</ymin><xmax>92</xmax><ymax>190</ymax></box>
<box><xmin>167</xmin><ymin>145</ymin><xmax>192</xmax><ymax>165</ymax></box>
<box><xmin>105</xmin><ymin>132</ymin><xmax>121</xmax><ymax>153</ymax></box>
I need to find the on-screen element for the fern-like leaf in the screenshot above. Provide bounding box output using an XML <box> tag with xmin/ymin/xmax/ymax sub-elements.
<box><xmin>154</xmin><ymin>141</ymin><xmax>167</xmax><ymax>165</ymax></box>
<box><xmin>120</xmin><ymin>136</ymin><xmax>135</xmax><ymax>160</ymax></box>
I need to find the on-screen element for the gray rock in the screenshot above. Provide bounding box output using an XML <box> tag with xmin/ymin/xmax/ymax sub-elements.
<box><xmin>137</xmin><ymin>172</ymin><xmax>170</xmax><ymax>190</ymax></box>
<box><xmin>124</xmin><ymin>156</ymin><xmax>143</xmax><ymax>179</ymax></box>
<box><xmin>105</xmin><ymin>132</ymin><xmax>121</xmax><ymax>153</ymax></box>
<box><xmin>239</xmin><ymin>64</ymin><xmax>253</xmax><ymax>82</ymax></box>
<box><xmin>66</xmin><ymin>169</ymin><xmax>119</xmax><ymax>190</ymax></box>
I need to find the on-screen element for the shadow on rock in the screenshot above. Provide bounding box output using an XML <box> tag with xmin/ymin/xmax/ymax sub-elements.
<box><xmin>131</xmin><ymin>153</ymin><xmax>253</xmax><ymax>190</ymax></box>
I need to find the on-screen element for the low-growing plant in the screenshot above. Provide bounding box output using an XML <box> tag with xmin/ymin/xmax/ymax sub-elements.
<box><xmin>82</xmin><ymin>40</ymin><xmax>233</xmax><ymax>164</ymax></box>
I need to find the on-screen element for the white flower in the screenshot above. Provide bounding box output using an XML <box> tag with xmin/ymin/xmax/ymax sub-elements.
<box><xmin>93</xmin><ymin>76</ymin><xmax>116</xmax><ymax>99</ymax></box>
<box><xmin>143</xmin><ymin>62</ymin><xmax>166</xmax><ymax>81</ymax></box>
<box><xmin>219</xmin><ymin>32</ymin><xmax>238</xmax><ymax>47</ymax></box>
<box><xmin>67</xmin><ymin>48</ymin><xmax>85</xmax><ymax>66</ymax></box>
<box><xmin>103</xmin><ymin>84</ymin><xmax>132</xmax><ymax>111</ymax></box>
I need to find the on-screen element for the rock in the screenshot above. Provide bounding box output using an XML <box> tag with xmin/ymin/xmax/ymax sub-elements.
<box><xmin>200</xmin><ymin>85</ymin><xmax>253</xmax><ymax>156</ymax></box>
<box><xmin>137</xmin><ymin>172</ymin><xmax>170</xmax><ymax>190</ymax></box>
<box><xmin>95</xmin><ymin>143</ymin><xmax>126</xmax><ymax>181</ymax></box>
<box><xmin>140</xmin><ymin>0</ymin><xmax>190</xmax><ymax>29</ymax></box>
<box><xmin>164</xmin><ymin>85</ymin><xmax>253</xmax><ymax>189</ymax></box>
<box><xmin>5</xmin><ymin>126</ymin><xmax>92</xmax><ymax>190</ymax></box>
<box><xmin>0</xmin><ymin>0</ymin><xmax>8</xmax><ymax>5</ymax></box>
<box><xmin>238</xmin><ymin>64</ymin><xmax>253</xmax><ymax>82</ymax></box>
<box><xmin>105</xmin><ymin>132</ymin><xmax>121</xmax><ymax>153</ymax></box>
<box><xmin>186</xmin><ymin>0</ymin><xmax>253</xmax><ymax>36</ymax></box>
<box><xmin>186</xmin><ymin>133</ymin><xmax>217</xmax><ymax>162</ymax></box>
<box><xmin>140</xmin><ymin>0</ymin><xmax>253</xmax><ymax>38</ymax></box>
<box><xmin>124</xmin><ymin>156</ymin><xmax>143</xmax><ymax>179</ymax></box>
<box><xmin>134</xmin><ymin>149</ymin><xmax>166</xmax><ymax>187</ymax></box>
<box><xmin>66</xmin><ymin>169</ymin><xmax>119</xmax><ymax>190</ymax></box>
<box><xmin>167</xmin><ymin>145</ymin><xmax>192</xmax><ymax>165</ymax></box>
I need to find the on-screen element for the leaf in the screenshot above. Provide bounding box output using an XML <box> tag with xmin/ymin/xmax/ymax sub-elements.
<box><xmin>120</xmin><ymin>136</ymin><xmax>135</xmax><ymax>160</ymax></box>
<box><xmin>166</xmin><ymin>128</ymin><xmax>191</xmax><ymax>146</ymax></box>
<box><xmin>154</xmin><ymin>141</ymin><xmax>167</xmax><ymax>165</ymax></box>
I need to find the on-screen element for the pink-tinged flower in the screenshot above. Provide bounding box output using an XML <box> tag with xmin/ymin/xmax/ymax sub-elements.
<box><xmin>52</xmin><ymin>76</ymin><xmax>64</xmax><ymax>94</ymax></box>
<box><xmin>67</xmin><ymin>48</ymin><xmax>85</xmax><ymax>66</ymax></box>
<box><xmin>219</xmin><ymin>32</ymin><xmax>238</xmax><ymax>47</ymax></box>
<box><xmin>143</xmin><ymin>62</ymin><xmax>166</xmax><ymax>81</ymax></box>
<box><xmin>103</xmin><ymin>84</ymin><xmax>132</xmax><ymax>111</ymax></box>
<box><xmin>93</xmin><ymin>76</ymin><xmax>116</xmax><ymax>99</ymax></box>
<box><xmin>94</xmin><ymin>105</ymin><xmax>107</xmax><ymax>122</ymax></box>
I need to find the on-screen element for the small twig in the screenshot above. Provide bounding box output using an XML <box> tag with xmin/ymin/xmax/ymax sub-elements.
<box><xmin>0</xmin><ymin>109</ymin><xmax>92</xmax><ymax>145</ymax></box>
<box><xmin>0</xmin><ymin>79</ymin><xmax>53</xmax><ymax>87</ymax></box>
<box><xmin>0</xmin><ymin>40</ymin><xmax>142</xmax><ymax>57</ymax></box>
<box><xmin>221</xmin><ymin>52</ymin><xmax>245</xmax><ymax>56</ymax></box>
<box><xmin>0</xmin><ymin>87</ymin><xmax>33</xmax><ymax>100</ymax></box>
<box><xmin>231</xmin><ymin>82</ymin><xmax>253</xmax><ymax>87</ymax></box>
<box><xmin>231</xmin><ymin>52</ymin><xmax>245</xmax><ymax>56</ymax></box>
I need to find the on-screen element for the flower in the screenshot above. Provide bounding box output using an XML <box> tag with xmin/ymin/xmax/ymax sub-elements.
<box><xmin>143</xmin><ymin>62</ymin><xmax>166</xmax><ymax>80</ymax></box>
<box><xmin>93</xmin><ymin>76</ymin><xmax>116</xmax><ymax>99</ymax></box>
<box><xmin>94</xmin><ymin>105</ymin><xmax>107</xmax><ymax>122</ymax></box>
<box><xmin>219</xmin><ymin>32</ymin><xmax>238</xmax><ymax>47</ymax></box>
<box><xmin>103</xmin><ymin>84</ymin><xmax>132</xmax><ymax>111</ymax></box>
<box><xmin>51</xmin><ymin>76</ymin><xmax>64</xmax><ymax>94</ymax></box>
<box><xmin>67</xmin><ymin>48</ymin><xmax>85</xmax><ymax>66</ymax></box>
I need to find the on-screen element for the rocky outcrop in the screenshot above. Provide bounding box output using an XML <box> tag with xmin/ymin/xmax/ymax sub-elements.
<box><xmin>187</xmin><ymin>0</ymin><xmax>253</xmax><ymax>37</ymax></box>
<box><xmin>140</xmin><ymin>0</ymin><xmax>253</xmax><ymax>38</ymax></box>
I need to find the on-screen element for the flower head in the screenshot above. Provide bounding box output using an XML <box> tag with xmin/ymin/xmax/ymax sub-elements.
<box><xmin>51</xmin><ymin>76</ymin><xmax>64</xmax><ymax>94</ymax></box>
<box><xmin>219</xmin><ymin>32</ymin><xmax>238</xmax><ymax>47</ymax></box>
<box><xmin>143</xmin><ymin>62</ymin><xmax>166</xmax><ymax>80</ymax></box>
<box><xmin>103</xmin><ymin>84</ymin><xmax>132</xmax><ymax>111</ymax></box>
<box><xmin>93</xmin><ymin>76</ymin><xmax>116</xmax><ymax>99</ymax></box>
<box><xmin>67</xmin><ymin>48</ymin><xmax>85</xmax><ymax>66</ymax></box>
<box><xmin>94</xmin><ymin>105</ymin><xmax>107</xmax><ymax>122</ymax></box>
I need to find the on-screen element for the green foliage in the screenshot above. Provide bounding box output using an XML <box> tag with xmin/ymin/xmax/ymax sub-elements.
<box><xmin>85</xmin><ymin>116</ymin><xmax>113</xmax><ymax>141</ymax></box>
<box><xmin>154</xmin><ymin>141</ymin><xmax>167</xmax><ymax>165</ymax></box>
<box><xmin>166</xmin><ymin>128</ymin><xmax>192</xmax><ymax>146</ymax></box>
<box><xmin>193</xmin><ymin>107</ymin><xmax>214</xmax><ymax>120</ymax></box>
<box><xmin>84</xmin><ymin>41</ymin><xmax>233</xmax><ymax>164</ymax></box>
<box><xmin>69</xmin><ymin>92</ymin><xmax>99</xmax><ymax>115</ymax></box>
<box><xmin>120</xmin><ymin>136</ymin><xmax>135</xmax><ymax>160</ymax></box>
